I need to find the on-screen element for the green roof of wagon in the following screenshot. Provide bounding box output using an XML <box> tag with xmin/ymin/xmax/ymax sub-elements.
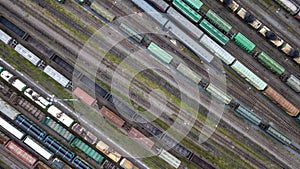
<box><xmin>199</xmin><ymin>19</ymin><xmax>229</xmax><ymax>45</ymax></box>
<box><xmin>257</xmin><ymin>52</ymin><xmax>285</xmax><ymax>75</ymax></box>
<box><xmin>232</xmin><ymin>32</ymin><xmax>255</xmax><ymax>53</ymax></box>
<box><xmin>173</xmin><ymin>0</ymin><xmax>202</xmax><ymax>23</ymax></box>
<box><xmin>148</xmin><ymin>42</ymin><xmax>173</xmax><ymax>64</ymax></box>
<box><xmin>205</xmin><ymin>9</ymin><xmax>232</xmax><ymax>33</ymax></box>
<box><xmin>182</xmin><ymin>0</ymin><xmax>203</xmax><ymax>10</ymax></box>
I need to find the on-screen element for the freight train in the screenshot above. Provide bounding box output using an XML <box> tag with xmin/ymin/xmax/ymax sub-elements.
<box><xmin>127</xmin><ymin>0</ymin><xmax>300</xmax><ymax>94</ymax></box>
<box><xmin>129</xmin><ymin>0</ymin><xmax>300</xmax><ymax>114</ymax></box>
<box><xmin>0</xmin><ymin>2</ymin><xmax>298</xmax><ymax>169</ymax></box>
<box><xmin>0</xmin><ymin>67</ymin><xmax>140</xmax><ymax>169</ymax></box>
<box><xmin>216</xmin><ymin>0</ymin><xmax>300</xmax><ymax>65</ymax></box>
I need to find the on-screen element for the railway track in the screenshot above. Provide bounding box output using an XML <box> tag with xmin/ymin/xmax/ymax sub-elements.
<box><xmin>1</xmin><ymin>0</ymin><xmax>298</xmax><ymax>168</ymax></box>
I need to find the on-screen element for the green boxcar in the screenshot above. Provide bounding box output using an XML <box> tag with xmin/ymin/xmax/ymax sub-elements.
<box><xmin>42</xmin><ymin>117</ymin><xmax>75</xmax><ymax>142</ymax></box>
<box><xmin>232</xmin><ymin>32</ymin><xmax>256</xmax><ymax>53</ymax></box>
<box><xmin>173</xmin><ymin>0</ymin><xmax>202</xmax><ymax>23</ymax></box>
<box><xmin>71</xmin><ymin>138</ymin><xmax>104</xmax><ymax>164</ymax></box>
<box><xmin>90</xmin><ymin>2</ymin><xmax>116</xmax><ymax>22</ymax></box>
<box><xmin>147</xmin><ymin>42</ymin><xmax>173</xmax><ymax>64</ymax></box>
<box><xmin>182</xmin><ymin>0</ymin><xmax>203</xmax><ymax>10</ymax></box>
<box><xmin>205</xmin><ymin>9</ymin><xmax>232</xmax><ymax>33</ymax></box>
<box><xmin>199</xmin><ymin>19</ymin><xmax>229</xmax><ymax>45</ymax></box>
<box><xmin>257</xmin><ymin>52</ymin><xmax>285</xmax><ymax>75</ymax></box>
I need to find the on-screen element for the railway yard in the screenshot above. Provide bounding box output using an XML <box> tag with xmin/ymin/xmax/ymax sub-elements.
<box><xmin>0</xmin><ymin>0</ymin><xmax>299</xmax><ymax>169</ymax></box>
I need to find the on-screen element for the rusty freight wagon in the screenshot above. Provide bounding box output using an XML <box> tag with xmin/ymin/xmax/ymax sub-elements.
<box><xmin>99</xmin><ymin>106</ymin><xmax>125</xmax><ymax>128</ymax></box>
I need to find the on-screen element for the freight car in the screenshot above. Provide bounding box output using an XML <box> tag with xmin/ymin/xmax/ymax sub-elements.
<box><xmin>205</xmin><ymin>9</ymin><xmax>232</xmax><ymax>33</ymax></box>
<box><xmin>182</xmin><ymin>0</ymin><xmax>203</xmax><ymax>11</ymax></box>
<box><xmin>164</xmin><ymin>21</ymin><xmax>214</xmax><ymax>62</ymax></box>
<box><xmin>5</xmin><ymin>141</ymin><xmax>38</xmax><ymax>167</ymax></box>
<box><xmin>96</xmin><ymin>141</ymin><xmax>122</xmax><ymax>163</ymax></box>
<box><xmin>53</xmin><ymin>158</ymin><xmax>72</xmax><ymax>169</ymax></box>
<box><xmin>23</xmin><ymin>136</ymin><xmax>54</xmax><ymax>160</ymax></box>
<box><xmin>231</xmin><ymin>60</ymin><xmax>268</xmax><ymax>91</ymax></box>
<box><xmin>172</xmin><ymin>0</ymin><xmax>202</xmax><ymax>23</ymax></box>
<box><xmin>263</xmin><ymin>87</ymin><xmax>299</xmax><ymax>117</ymax></box>
<box><xmin>119</xmin><ymin>23</ymin><xmax>144</xmax><ymax>43</ymax></box>
<box><xmin>71</xmin><ymin>138</ymin><xmax>105</xmax><ymax>164</ymax></box>
<box><xmin>205</xmin><ymin>83</ymin><xmax>232</xmax><ymax>104</ymax></box>
<box><xmin>73</xmin><ymin>87</ymin><xmax>96</xmax><ymax>106</ymax></box>
<box><xmin>15</xmin><ymin>97</ymin><xmax>46</xmax><ymax>121</ymax></box>
<box><xmin>127</xmin><ymin>127</ymin><xmax>155</xmax><ymax>150</ymax></box>
<box><xmin>14</xmin><ymin>44</ymin><xmax>43</xmax><ymax>67</ymax></box>
<box><xmin>47</xmin><ymin>105</ymin><xmax>75</xmax><ymax>127</ymax></box>
<box><xmin>199</xmin><ymin>19</ymin><xmax>229</xmax><ymax>45</ymax></box>
<box><xmin>199</xmin><ymin>34</ymin><xmax>235</xmax><ymax>65</ymax></box>
<box><xmin>0</xmin><ymin>130</ymin><xmax>10</xmax><ymax>145</ymax></box>
<box><xmin>160</xmin><ymin>134</ymin><xmax>192</xmax><ymax>158</ymax></box>
<box><xmin>15</xmin><ymin>115</ymin><xmax>46</xmax><ymax>141</ymax></box>
<box><xmin>42</xmin><ymin>117</ymin><xmax>75</xmax><ymax>142</ymax></box>
<box><xmin>217</xmin><ymin>0</ymin><xmax>240</xmax><ymax>12</ymax></box>
<box><xmin>134</xmin><ymin>114</ymin><xmax>163</xmax><ymax>137</ymax></box>
<box><xmin>0</xmin><ymin>116</ymin><xmax>25</xmax><ymax>140</ymax></box>
<box><xmin>0</xmin><ymin>70</ymin><xmax>27</xmax><ymax>92</ymax></box>
<box><xmin>110</xmin><ymin>97</ymin><xmax>137</xmax><ymax>119</ymax></box>
<box><xmin>24</xmin><ymin>88</ymin><xmax>51</xmax><ymax>109</ymax></box>
<box><xmin>166</xmin><ymin>6</ymin><xmax>204</xmax><ymax>39</ymax></box>
<box><xmin>34</xmin><ymin>162</ymin><xmax>51</xmax><ymax>169</ymax></box>
<box><xmin>258</xmin><ymin>26</ymin><xmax>284</xmax><ymax>47</ymax></box>
<box><xmin>285</xmin><ymin>75</ymin><xmax>300</xmax><ymax>93</ymax></box>
<box><xmin>90</xmin><ymin>1</ymin><xmax>116</xmax><ymax>22</ymax></box>
<box><xmin>176</xmin><ymin>63</ymin><xmax>201</xmax><ymax>84</ymax></box>
<box><xmin>0</xmin><ymin>16</ymin><xmax>28</xmax><ymax>39</ymax></box>
<box><xmin>131</xmin><ymin>0</ymin><xmax>169</xmax><ymax>26</ymax></box>
<box><xmin>236</xmin><ymin>8</ymin><xmax>263</xmax><ymax>30</ymax></box>
<box><xmin>44</xmin><ymin>136</ymin><xmax>74</xmax><ymax>162</ymax></box>
<box><xmin>99</xmin><ymin>106</ymin><xmax>125</xmax><ymax>128</ymax></box>
<box><xmin>147</xmin><ymin>42</ymin><xmax>174</xmax><ymax>64</ymax></box>
<box><xmin>71</xmin><ymin>123</ymin><xmax>97</xmax><ymax>144</ymax></box>
<box><xmin>216</xmin><ymin>0</ymin><xmax>300</xmax><ymax>64</ymax></box>
<box><xmin>234</xmin><ymin>105</ymin><xmax>262</xmax><ymax>126</ymax></box>
<box><xmin>0</xmin><ymin>97</ymin><xmax>20</xmax><ymax>120</ymax></box>
<box><xmin>0</xmin><ymin>29</ymin><xmax>12</xmax><ymax>45</ymax></box>
<box><xmin>255</xmin><ymin>52</ymin><xmax>285</xmax><ymax>75</ymax></box>
<box><xmin>120</xmin><ymin>158</ymin><xmax>139</xmax><ymax>169</ymax></box>
<box><xmin>72</xmin><ymin>156</ymin><xmax>94</xmax><ymax>169</ymax></box>
<box><xmin>231</xmin><ymin>32</ymin><xmax>256</xmax><ymax>53</ymax></box>
<box><xmin>265</xmin><ymin>124</ymin><xmax>292</xmax><ymax>145</ymax></box>
<box><xmin>147</xmin><ymin>0</ymin><xmax>170</xmax><ymax>12</ymax></box>
<box><xmin>273</xmin><ymin>0</ymin><xmax>300</xmax><ymax>15</ymax></box>
<box><xmin>43</xmin><ymin>65</ymin><xmax>71</xmax><ymax>88</ymax></box>
<box><xmin>158</xmin><ymin>148</ymin><xmax>181</xmax><ymax>168</ymax></box>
